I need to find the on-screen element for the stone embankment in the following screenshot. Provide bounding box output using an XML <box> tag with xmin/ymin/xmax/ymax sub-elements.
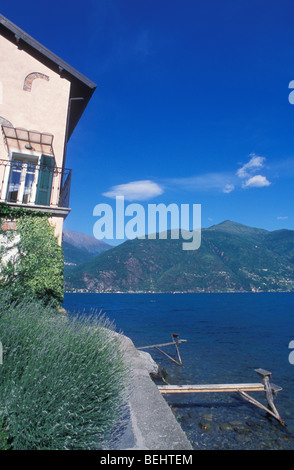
<box><xmin>108</xmin><ymin>333</ymin><xmax>193</xmax><ymax>450</ymax></box>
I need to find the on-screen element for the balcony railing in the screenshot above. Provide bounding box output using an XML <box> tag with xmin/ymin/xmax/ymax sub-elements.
<box><xmin>0</xmin><ymin>158</ymin><xmax>72</xmax><ymax>210</ymax></box>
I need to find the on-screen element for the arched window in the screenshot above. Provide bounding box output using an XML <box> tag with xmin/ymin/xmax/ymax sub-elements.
<box><xmin>23</xmin><ymin>72</ymin><xmax>50</xmax><ymax>92</ymax></box>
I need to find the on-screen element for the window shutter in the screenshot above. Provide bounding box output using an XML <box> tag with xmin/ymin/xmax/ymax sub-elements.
<box><xmin>35</xmin><ymin>155</ymin><xmax>55</xmax><ymax>206</ymax></box>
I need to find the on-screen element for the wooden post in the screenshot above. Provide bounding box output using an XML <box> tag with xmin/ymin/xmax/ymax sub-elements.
<box><xmin>154</xmin><ymin>346</ymin><xmax>181</xmax><ymax>365</ymax></box>
<box><xmin>171</xmin><ymin>333</ymin><xmax>182</xmax><ymax>365</ymax></box>
<box><xmin>254</xmin><ymin>369</ymin><xmax>285</xmax><ymax>425</ymax></box>
<box><xmin>137</xmin><ymin>334</ymin><xmax>187</xmax><ymax>366</ymax></box>
<box><xmin>238</xmin><ymin>391</ymin><xmax>284</xmax><ymax>424</ymax></box>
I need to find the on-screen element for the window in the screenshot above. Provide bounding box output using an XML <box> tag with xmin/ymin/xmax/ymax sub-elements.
<box><xmin>7</xmin><ymin>158</ymin><xmax>38</xmax><ymax>204</ymax></box>
<box><xmin>6</xmin><ymin>154</ymin><xmax>55</xmax><ymax>206</ymax></box>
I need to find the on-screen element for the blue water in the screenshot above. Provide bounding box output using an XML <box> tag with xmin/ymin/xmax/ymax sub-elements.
<box><xmin>63</xmin><ymin>292</ymin><xmax>294</xmax><ymax>450</ymax></box>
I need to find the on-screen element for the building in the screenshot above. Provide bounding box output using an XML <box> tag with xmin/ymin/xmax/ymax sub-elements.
<box><xmin>0</xmin><ymin>14</ymin><xmax>97</xmax><ymax>244</ymax></box>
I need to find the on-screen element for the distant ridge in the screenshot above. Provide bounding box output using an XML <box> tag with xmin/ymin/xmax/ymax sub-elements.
<box><xmin>63</xmin><ymin>229</ymin><xmax>111</xmax><ymax>254</ymax></box>
<box><xmin>64</xmin><ymin>221</ymin><xmax>294</xmax><ymax>293</ymax></box>
<box><xmin>62</xmin><ymin>229</ymin><xmax>112</xmax><ymax>269</ymax></box>
<box><xmin>208</xmin><ymin>220</ymin><xmax>268</xmax><ymax>238</ymax></box>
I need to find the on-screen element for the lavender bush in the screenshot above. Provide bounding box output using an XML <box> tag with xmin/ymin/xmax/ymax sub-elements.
<box><xmin>0</xmin><ymin>296</ymin><xmax>129</xmax><ymax>449</ymax></box>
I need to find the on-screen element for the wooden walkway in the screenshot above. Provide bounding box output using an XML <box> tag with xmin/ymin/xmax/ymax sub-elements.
<box><xmin>158</xmin><ymin>383</ymin><xmax>265</xmax><ymax>393</ymax></box>
<box><xmin>158</xmin><ymin>368</ymin><xmax>285</xmax><ymax>426</ymax></box>
<box><xmin>138</xmin><ymin>335</ymin><xmax>285</xmax><ymax>425</ymax></box>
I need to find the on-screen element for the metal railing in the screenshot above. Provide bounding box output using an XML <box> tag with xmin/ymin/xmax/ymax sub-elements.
<box><xmin>0</xmin><ymin>159</ymin><xmax>72</xmax><ymax>209</ymax></box>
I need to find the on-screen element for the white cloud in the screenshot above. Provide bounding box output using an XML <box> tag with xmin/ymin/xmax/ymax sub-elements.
<box><xmin>277</xmin><ymin>216</ymin><xmax>288</xmax><ymax>220</ymax></box>
<box><xmin>103</xmin><ymin>180</ymin><xmax>164</xmax><ymax>201</ymax></box>
<box><xmin>236</xmin><ymin>154</ymin><xmax>266</xmax><ymax>178</ymax></box>
<box><xmin>242</xmin><ymin>175</ymin><xmax>271</xmax><ymax>188</ymax></box>
<box><xmin>106</xmin><ymin>154</ymin><xmax>272</xmax><ymax>202</ymax></box>
<box><xmin>222</xmin><ymin>183</ymin><xmax>235</xmax><ymax>194</ymax></box>
<box><xmin>236</xmin><ymin>154</ymin><xmax>271</xmax><ymax>189</ymax></box>
<box><xmin>168</xmin><ymin>172</ymin><xmax>235</xmax><ymax>193</ymax></box>
<box><xmin>167</xmin><ymin>153</ymin><xmax>272</xmax><ymax>195</ymax></box>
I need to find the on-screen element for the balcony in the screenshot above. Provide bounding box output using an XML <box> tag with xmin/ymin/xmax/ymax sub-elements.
<box><xmin>0</xmin><ymin>158</ymin><xmax>72</xmax><ymax>215</ymax></box>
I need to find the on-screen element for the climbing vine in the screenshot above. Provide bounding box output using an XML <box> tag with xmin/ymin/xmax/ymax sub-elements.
<box><xmin>0</xmin><ymin>213</ymin><xmax>63</xmax><ymax>307</ymax></box>
<box><xmin>0</xmin><ymin>202</ymin><xmax>52</xmax><ymax>220</ymax></box>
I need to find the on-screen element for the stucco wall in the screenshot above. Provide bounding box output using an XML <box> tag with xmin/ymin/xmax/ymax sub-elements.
<box><xmin>0</xmin><ymin>35</ymin><xmax>72</xmax><ymax>240</ymax></box>
<box><xmin>0</xmin><ymin>35</ymin><xmax>71</xmax><ymax>169</ymax></box>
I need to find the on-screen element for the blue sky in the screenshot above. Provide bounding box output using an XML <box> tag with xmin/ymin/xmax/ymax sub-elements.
<box><xmin>2</xmin><ymin>0</ymin><xmax>294</xmax><ymax>242</ymax></box>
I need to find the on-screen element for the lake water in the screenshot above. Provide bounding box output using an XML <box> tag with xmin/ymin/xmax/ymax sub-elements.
<box><xmin>63</xmin><ymin>292</ymin><xmax>294</xmax><ymax>450</ymax></box>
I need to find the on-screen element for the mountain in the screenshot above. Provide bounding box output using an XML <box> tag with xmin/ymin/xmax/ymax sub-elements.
<box><xmin>63</xmin><ymin>221</ymin><xmax>294</xmax><ymax>293</ymax></box>
<box><xmin>208</xmin><ymin>220</ymin><xmax>268</xmax><ymax>240</ymax></box>
<box><xmin>63</xmin><ymin>229</ymin><xmax>112</xmax><ymax>254</ymax></box>
<box><xmin>62</xmin><ymin>229</ymin><xmax>112</xmax><ymax>269</ymax></box>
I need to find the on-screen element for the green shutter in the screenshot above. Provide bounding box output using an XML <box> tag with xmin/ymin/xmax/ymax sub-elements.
<box><xmin>35</xmin><ymin>155</ymin><xmax>54</xmax><ymax>206</ymax></box>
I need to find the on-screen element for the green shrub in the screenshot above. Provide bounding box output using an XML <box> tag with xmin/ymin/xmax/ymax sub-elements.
<box><xmin>0</xmin><ymin>296</ymin><xmax>129</xmax><ymax>450</ymax></box>
<box><xmin>0</xmin><ymin>418</ymin><xmax>10</xmax><ymax>450</ymax></box>
<box><xmin>0</xmin><ymin>215</ymin><xmax>64</xmax><ymax>307</ymax></box>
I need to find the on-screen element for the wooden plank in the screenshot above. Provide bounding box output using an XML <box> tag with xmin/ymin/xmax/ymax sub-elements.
<box><xmin>271</xmin><ymin>383</ymin><xmax>283</xmax><ymax>393</ymax></box>
<box><xmin>239</xmin><ymin>391</ymin><xmax>285</xmax><ymax>426</ymax></box>
<box><xmin>158</xmin><ymin>383</ymin><xmax>265</xmax><ymax>394</ymax></box>
<box><xmin>137</xmin><ymin>340</ymin><xmax>187</xmax><ymax>350</ymax></box>
<box><xmin>154</xmin><ymin>347</ymin><xmax>181</xmax><ymax>366</ymax></box>
<box><xmin>254</xmin><ymin>368</ymin><xmax>272</xmax><ymax>378</ymax></box>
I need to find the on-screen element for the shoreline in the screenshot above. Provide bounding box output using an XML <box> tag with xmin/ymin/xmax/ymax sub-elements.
<box><xmin>64</xmin><ymin>290</ymin><xmax>294</xmax><ymax>294</ymax></box>
<box><xmin>107</xmin><ymin>332</ymin><xmax>193</xmax><ymax>451</ymax></box>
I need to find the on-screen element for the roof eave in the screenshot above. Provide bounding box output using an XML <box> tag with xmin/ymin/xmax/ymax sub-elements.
<box><xmin>0</xmin><ymin>14</ymin><xmax>97</xmax><ymax>137</ymax></box>
<box><xmin>0</xmin><ymin>14</ymin><xmax>97</xmax><ymax>90</ymax></box>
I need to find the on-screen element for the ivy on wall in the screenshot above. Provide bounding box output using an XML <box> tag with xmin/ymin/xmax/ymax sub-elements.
<box><xmin>0</xmin><ymin>202</ymin><xmax>52</xmax><ymax>220</ymax></box>
<box><xmin>0</xmin><ymin>205</ymin><xmax>63</xmax><ymax>307</ymax></box>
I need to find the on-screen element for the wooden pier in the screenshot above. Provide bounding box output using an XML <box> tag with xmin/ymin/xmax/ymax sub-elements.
<box><xmin>138</xmin><ymin>335</ymin><xmax>285</xmax><ymax>425</ymax></box>
<box><xmin>158</xmin><ymin>368</ymin><xmax>285</xmax><ymax>426</ymax></box>
<box><xmin>137</xmin><ymin>333</ymin><xmax>186</xmax><ymax>366</ymax></box>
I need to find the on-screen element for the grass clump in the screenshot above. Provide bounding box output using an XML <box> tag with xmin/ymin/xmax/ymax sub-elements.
<box><xmin>0</xmin><ymin>296</ymin><xmax>129</xmax><ymax>450</ymax></box>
